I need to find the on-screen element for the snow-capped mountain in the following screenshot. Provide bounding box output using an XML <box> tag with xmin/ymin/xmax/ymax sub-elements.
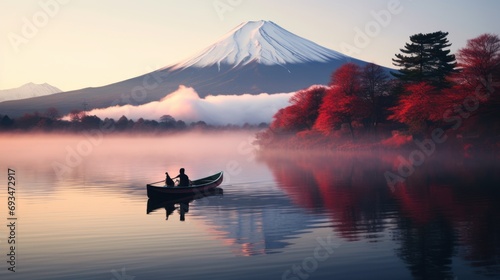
<box><xmin>0</xmin><ymin>20</ymin><xmax>389</xmax><ymax>117</ymax></box>
<box><xmin>172</xmin><ymin>20</ymin><xmax>346</xmax><ymax>69</ymax></box>
<box><xmin>0</xmin><ymin>82</ymin><xmax>62</xmax><ymax>102</ymax></box>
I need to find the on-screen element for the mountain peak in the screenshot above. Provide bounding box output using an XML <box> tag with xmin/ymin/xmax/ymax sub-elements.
<box><xmin>234</xmin><ymin>20</ymin><xmax>276</xmax><ymax>30</ymax></box>
<box><xmin>0</xmin><ymin>83</ymin><xmax>62</xmax><ymax>102</ymax></box>
<box><xmin>172</xmin><ymin>20</ymin><xmax>345</xmax><ymax>70</ymax></box>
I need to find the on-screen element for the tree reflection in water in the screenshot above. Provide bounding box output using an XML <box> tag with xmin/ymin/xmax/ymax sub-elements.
<box><xmin>259</xmin><ymin>150</ymin><xmax>500</xmax><ymax>278</ymax></box>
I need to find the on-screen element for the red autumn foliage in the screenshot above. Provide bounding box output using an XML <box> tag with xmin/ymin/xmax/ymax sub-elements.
<box><xmin>259</xmin><ymin>33</ymin><xmax>500</xmax><ymax>149</ymax></box>
<box><xmin>270</xmin><ymin>85</ymin><xmax>328</xmax><ymax>132</ymax></box>
<box><xmin>314</xmin><ymin>63</ymin><xmax>370</xmax><ymax>136</ymax></box>
<box><xmin>388</xmin><ymin>82</ymin><xmax>465</xmax><ymax>134</ymax></box>
<box><xmin>270</xmin><ymin>107</ymin><xmax>295</xmax><ymax>131</ymax></box>
<box><xmin>329</xmin><ymin>63</ymin><xmax>361</xmax><ymax>94</ymax></box>
<box><xmin>456</xmin><ymin>33</ymin><xmax>500</xmax><ymax>87</ymax></box>
<box><xmin>456</xmin><ymin>33</ymin><xmax>500</xmax><ymax>136</ymax></box>
<box><xmin>314</xmin><ymin>87</ymin><xmax>366</xmax><ymax>133</ymax></box>
<box><xmin>388</xmin><ymin>82</ymin><xmax>442</xmax><ymax>124</ymax></box>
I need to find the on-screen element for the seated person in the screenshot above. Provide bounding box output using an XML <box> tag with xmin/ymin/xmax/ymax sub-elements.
<box><xmin>173</xmin><ymin>168</ymin><xmax>190</xmax><ymax>186</ymax></box>
<box><xmin>165</xmin><ymin>172</ymin><xmax>175</xmax><ymax>186</ymax></box>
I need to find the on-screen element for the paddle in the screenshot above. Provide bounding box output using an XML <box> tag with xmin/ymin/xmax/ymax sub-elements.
<box><xmin>149</xmin><ymin>180</ymin><xmax>165</xmax><ymax>185</ymax></box>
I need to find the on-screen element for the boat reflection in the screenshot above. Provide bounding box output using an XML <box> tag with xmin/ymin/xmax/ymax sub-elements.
<box><xmin>147</xmin><ymin>187</ymin><xmax>223</xmax><ymax>221</ymax></box>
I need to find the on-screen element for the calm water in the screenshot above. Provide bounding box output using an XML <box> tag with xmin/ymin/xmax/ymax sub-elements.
<box><xmin>0</xmin><ymin>132</ymin><xmax>499</xmax><ymax>280</ymax></box>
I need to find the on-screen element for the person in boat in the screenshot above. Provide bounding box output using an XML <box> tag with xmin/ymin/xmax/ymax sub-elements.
<box><xmin>173</xmin><ymin>168</ymin><xmax>191</xmax><ymax>186</ymax></box>
<box><xmin>165</xmin><ymin>172</ymin><xmax>175</xmax><ymax>186</ymax></box>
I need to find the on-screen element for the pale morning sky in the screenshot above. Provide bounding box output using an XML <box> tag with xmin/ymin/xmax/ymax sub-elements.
<box><xmin>1</xmin><ymin>0</ymin><xmax>499</xmax><ymax>91</ymax></box>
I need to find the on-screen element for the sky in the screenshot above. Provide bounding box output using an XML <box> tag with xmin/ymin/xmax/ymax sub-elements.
<box><xmin>1</xmin><ymin>0</ymin><xmax>499</xmax><ymax>91</ymax></box>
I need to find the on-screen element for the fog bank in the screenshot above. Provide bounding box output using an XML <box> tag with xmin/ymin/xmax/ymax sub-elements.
<box><xmin>84</xmin><ymin>86</ymin><xmax>293</xmax><ymax>125</ymax></box>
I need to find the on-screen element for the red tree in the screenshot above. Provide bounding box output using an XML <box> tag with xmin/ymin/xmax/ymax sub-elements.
<box><xmin>330</xmin><ymin>63</ymin><xmax>361</xmax><ymax>95</ymax></box>
<box><xmin>388</xmin><ymin>82</ymin><xmax>453</xmax><ymax>134</ymax></box>
<box><xmin>456</xmin><ymin>33</ymin><xmax>500</xmax><ymax>138</ymax></box>
<box><xmin>314</xmin><ymin>63</ymin><xmax>369</xmax><ymax>139</ymax></box>
<box><xmin>287</xmin><ymin>85</ymin><xmax>327</xmax><ymax>130</ymax></box>
<box><xmin>456</xmin><ymin>33</ymin><xmax>500</xmax><ymax>87</ymax></box>
<box><xmin>270</xmin><ymin>107</ymin><xmax>295</xmax><ymax>131</ymax></box>
<box><xmin>270</xmin><ymin>85</ymin><xmax>327</xmax><ymax>132</ymax></box>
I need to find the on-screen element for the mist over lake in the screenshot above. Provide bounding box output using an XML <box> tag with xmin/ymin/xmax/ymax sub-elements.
<box><xmin>0</xmin><ymin>132</ymin><xmax>499</xmax><ymax>279</ymax></box>
<box><xmin>2</xmin><ymin>0</ymin><xmax>500</xmax><ymax>279</ymax></box>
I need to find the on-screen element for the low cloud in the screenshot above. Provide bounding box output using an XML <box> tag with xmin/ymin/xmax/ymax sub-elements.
<box><xmin>83</xmin><ymin>86</ymin><xmax>293</xmax><ymax>125</ymax></box>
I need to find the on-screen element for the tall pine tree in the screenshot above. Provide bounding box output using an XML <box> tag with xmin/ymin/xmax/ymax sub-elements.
<box><xmin>392</xmin><ymin>31</ymin><xmax>457</xmax><ymax>88</ymax></box>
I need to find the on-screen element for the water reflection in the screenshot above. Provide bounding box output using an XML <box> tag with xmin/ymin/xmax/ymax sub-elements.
<box><xmin>147</xmin><ymin>187</ymin><xmax>224</xmax><ymax>221</ymax></box>
<box><xmin>189</xmin><ymin>185</ymin><xmax>318</xmax><ymax>256</ymax></box>
<box><xmin>259</xmin><ymin>151</ymin><xmax>394</xmax><ymax>241</ymax></box>
<box><xmin>145</xmin><ymin>184</ymin><xmax>318</xmax><ymax>256</ymax></box>
<box><xmin>259</xmin><ymin>150</ymin><xmax>500</xmax><ymax>278</ymax></box>
<box><xmin>3</xmin><ymin>133</ymin><xmax>499</xmax><ymax>279</ymax></box>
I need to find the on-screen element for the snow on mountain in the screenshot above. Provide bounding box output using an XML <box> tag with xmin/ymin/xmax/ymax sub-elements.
<box><xmin>0</xmin><ymin>20</ymin><xmax>387</xmax><ymax>118</ymax></box>
<box><xmin>172</xmin><ymin>20</ymin><xmax>346</xmax><ymax>70</ymax></box>
<box><xmin>0</xmin><ymin>82</ymin><xmax>62</xmax><ymax>102</ymax></box>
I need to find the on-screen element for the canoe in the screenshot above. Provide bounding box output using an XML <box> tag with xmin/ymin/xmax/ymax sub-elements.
<box><xmin>146</xmin><ymin>171</ymin><xmax>223</xmax><ymax>198</ymax></box>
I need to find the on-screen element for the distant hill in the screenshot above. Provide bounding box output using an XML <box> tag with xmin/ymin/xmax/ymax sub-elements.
<box><xmin>0</xmin><ymin>20</ymin><xmax>392</xmax><ymax>117</ymax></box>
<box><xmin>0</xmin><ymin>82</ymin><xmax>62</xmax><ymax>103</ymax></box>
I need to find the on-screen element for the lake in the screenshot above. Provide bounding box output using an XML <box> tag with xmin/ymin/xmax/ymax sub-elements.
<box><xmin>0</xmin><ymin>131</ymin><xmax>499</xmax><ymax>280</ymax></box>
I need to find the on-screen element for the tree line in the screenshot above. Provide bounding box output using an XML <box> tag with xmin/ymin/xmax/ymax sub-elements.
<box><xmin>257</xmin><ymin>32</ymin><xmax>500</xmax><ymax>150</ymax></box>
<box><xmin>0</xmin><ymin>111</ymin><xmax>267</xmax><ymax>133</ymax></box>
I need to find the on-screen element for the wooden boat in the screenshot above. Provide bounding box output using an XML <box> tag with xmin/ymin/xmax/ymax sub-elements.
<box><xmin>146</xmin><ymin>171</ymin><xmax>223</xmax><ymax>198</ymax></box>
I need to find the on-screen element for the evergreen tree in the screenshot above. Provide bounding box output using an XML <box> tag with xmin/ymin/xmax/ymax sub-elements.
<box><xmin>392</xmin><ymin>31</ymin><xmax>457</xmax><ymax>88</ymax></box>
